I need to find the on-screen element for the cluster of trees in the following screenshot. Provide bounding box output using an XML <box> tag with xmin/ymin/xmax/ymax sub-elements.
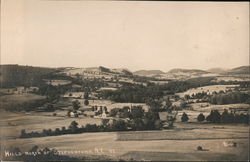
<box><xmin>181</xmin><ymin>110</ymin><xmax>249</xmax><ymax>124</ymax></box>
<box><xmin>72</xmin><ymin>77</ymin><xmax>107</xmax><ymax>92</ymax></box>
<box><xmin>100</xmin><ymin>77</ymin><xmax>216</xmax><ymax>103</ymax></box>
<box><xmin>37</xmin><ymin>84</ymin><xmax>72</xmax><ymax>102</ymax></box>
<box><xmin>209</xmin><ymin>92</ymin><xmax>249</xmax><ymax>105</ymax></box>
<box><xmin>206</xmin><ymin>109</ymin><xmax>249</xmax><ymax>124</ymax></box>
<box><xmin>20</xmin><ymin>108</ymin><xmax>162</xmax><ymax>139</ymax></box>
<box><xmin>110</xmin><ymin>105</ymin><xmax>163</xmax><ymax>130</ymax></box>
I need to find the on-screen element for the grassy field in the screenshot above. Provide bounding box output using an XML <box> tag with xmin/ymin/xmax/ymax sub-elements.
<box><xmin>0</xmin><ymin>111</ymin><xmax>101</xmax><ymax>140</ymax></box>
<box><xmin>1</xmin><ymin>111</ymin><xmax>249</xmax><ymax>161</ymax></box>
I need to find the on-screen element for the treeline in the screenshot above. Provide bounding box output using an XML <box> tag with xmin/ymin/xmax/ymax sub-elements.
<box><xmin>181</xmin><ymin>110</ymin><xmax>249</xmax><ymax>124</ymax></box>
<box><xmin>209</xmin><ymin>92</ymin><xmax>249</xmax><ymax>105</ymax></box>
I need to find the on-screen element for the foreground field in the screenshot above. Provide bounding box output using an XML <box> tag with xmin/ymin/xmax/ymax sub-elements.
<box><xmin>1</xmin><ymin>112</ymin><xmax>249</xmax><ymax>161</ymax></box>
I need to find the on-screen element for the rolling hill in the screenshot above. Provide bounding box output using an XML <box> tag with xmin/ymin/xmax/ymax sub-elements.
<box><xmin>226</xmin><ymin>66</ymin><xmax>249</xmax><ymax>75</ymax></box>
<box><xmin>0</xmin><ymin>64</ymin><xmax>57</xmax><ymax>88</ymax></box>
<box><xmin>168</xmin><ymin>68</ymin><xmax>209</xmax><ymax>74</ymax></box>
<box><xmin>133</xmin><ymin>70</ymin><xmax>165</xmax><ymax>76</ymax></box>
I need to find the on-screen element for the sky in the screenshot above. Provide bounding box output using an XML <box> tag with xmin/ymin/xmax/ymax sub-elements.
<box><xmin>1</xmin><ymin>0</ymin><xmax>249</xmax><ymax>72</ymax></box>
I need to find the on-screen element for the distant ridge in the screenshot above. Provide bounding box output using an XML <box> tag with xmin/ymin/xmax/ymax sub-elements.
<box><xmin>226</xmin><ymin>66</ymin><xmax>249</xmax><ymax>75</ymax></box>
<box><xmin>168</xmin><ymin>68</ymin><xmax>208</xmax><ymax>74</ymax></box>
<box><xmin>133</xmin><ymin>70</ymin><xmax>165</xmax><ymax>76</ymax></box>
<box><xmin>207</xmin><ymin>68</ymin><xmax>228</xmax><ymax>74</ymax></box>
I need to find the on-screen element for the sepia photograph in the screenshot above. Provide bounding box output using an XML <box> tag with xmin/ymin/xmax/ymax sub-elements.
<box><xmin>0</xmin><ymin>0</ymin><xmax>249</xmax><ymax>161</ymax></box>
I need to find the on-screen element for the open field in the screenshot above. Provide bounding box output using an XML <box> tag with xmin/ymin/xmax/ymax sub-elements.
<box><xmin>0</xmin><ymin>111</ymin><xmax>101</xmax><ymax>140</ymax></box>
<box><xmin>1</xmin><ymin>119</ymin><xmax>248</xmax><ymax>161</ymax></box>
<box><xmin>1</xmin><ymin>111</ymin><xmax>249</xmax><ymax>161</ymax></box>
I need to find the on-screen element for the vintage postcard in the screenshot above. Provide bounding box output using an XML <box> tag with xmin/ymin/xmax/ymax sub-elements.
<box><xmin>0</xmin><ymin>1</ymin><xmax>249</xmax><ymax>161</ymax></box>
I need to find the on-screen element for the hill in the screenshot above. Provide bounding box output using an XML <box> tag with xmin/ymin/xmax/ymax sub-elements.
<box><xmin>207</xmin><ymin>68</ymin><xmax>228</xmax><ymax>74</ymax></box>
<box><xmin>0</xmin><ymin>64</ymin><xmax>57</xmax><ymax>88</ymax></box>
<box><xmin>168</xmin><ymin>68</ymin><xmax>209</xmax><ymax>74</ymax></box>
<box><xmin>133</xmin><ymin>70</ymin><xmax>165</xmax><ymax>76</ymax></box>
<box><xmin>62</xmin><ymin>66</ymin><xmax>133</xmax><ymax>76</ymax></box>
<box><xmin>226</xmin><ymin>66</ymin><xmax>249</xmax><ymax>75</ymax></box>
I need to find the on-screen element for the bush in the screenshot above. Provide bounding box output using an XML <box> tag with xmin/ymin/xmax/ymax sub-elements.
<box><xmin>197</xmin><ymin>113</ymin><xmax>205</xmax><ymax>122</ymax></box>
<box><xmin>181</xmin><ymin>112</ymin><xmax>189</xmax><ymax>122</ymax></box>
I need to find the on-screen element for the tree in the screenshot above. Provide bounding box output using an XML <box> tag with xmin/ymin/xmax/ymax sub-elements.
<box><xmin>206</xmin><ymin>110</ymin><xmax>221</xmax><ymax>123</ymax></box>
<box><xmin>110</xmin><ymin>108</ymin><xmax>120</xmax><ymax>117</ymax></box>
<box><xmin>55</xmin><ymin>128</ymin><xmax>60</xmax><ymax>135</ymax></box>
<box><xmin>221</xmin><ymin>109</ymin><xmax>230</xmax><ymax>123</ymax></box>
<box><xmin>84</xmin><ymin>92</ymin><xmax>89</xmax><ymax>99</ymax></box>
<box><xmin>84</xmin><ymin>99</ymin><xmax>89</xmax><ymax>106</ymax></box>
<box><xmin>180</xmin><ymin>101</ymin><xmax>187</xmax><ymax>109</ymax></box>
<box><xmin>131</xmin><ymin>118</ymin><xmax>145</xmax><ymax>130</ymax></box>
<box><xmin>72</xmin><ymin>100</ymin><xmax>80</xmax><ymax>111</ymax></box>
<box><xmin>29</xmin><ymin>145</ymin><xmax>39</xmax><ymax>152</ymax></box>
<box><xmin>131</xmin><ymin>106</ymin><xmax>144</xmax><ymax>119</ymax></box>
<box><xmin>197</xmin><ymin>113</ymin><xmax>205</xmax><ymax>122</ymax></box>
<box><xmin>61</xmin><ymin>126</ymin><xmax>66</xmax><ymax>134</ymax></box>
<box><xmin>181</xmin><ymin>112</ymin><xmax>189</xmax><ymax>122</ymax></box>
<box><xmin>184</xmin><ymin>94</ymin><xmax>190</xmax><ymax>101</ymax></box>
<box><xmin>111</xmin><ymin>120</ymin><xmax>127</xmax><ymax>131</ymax></box>
<box><xmin>69</xmin><ymin>121</ymin><xmax>78</xmax><ymax>133</ymax></box>
<box><xmin>46</xmin><ymin>104</ymin><xmax>55</xmax><ymax>112</ymax></box>
<box><xmin>20</xmin><ymin>129</ymin><xmax>27</xmax><ymax>138</ymax></box>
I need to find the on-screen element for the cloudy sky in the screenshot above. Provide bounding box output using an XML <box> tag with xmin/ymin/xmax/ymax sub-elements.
<box><xmin>1</xmin><ymin>0</ymin><xmax>249</xmax><ymax>72</ymax></box>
